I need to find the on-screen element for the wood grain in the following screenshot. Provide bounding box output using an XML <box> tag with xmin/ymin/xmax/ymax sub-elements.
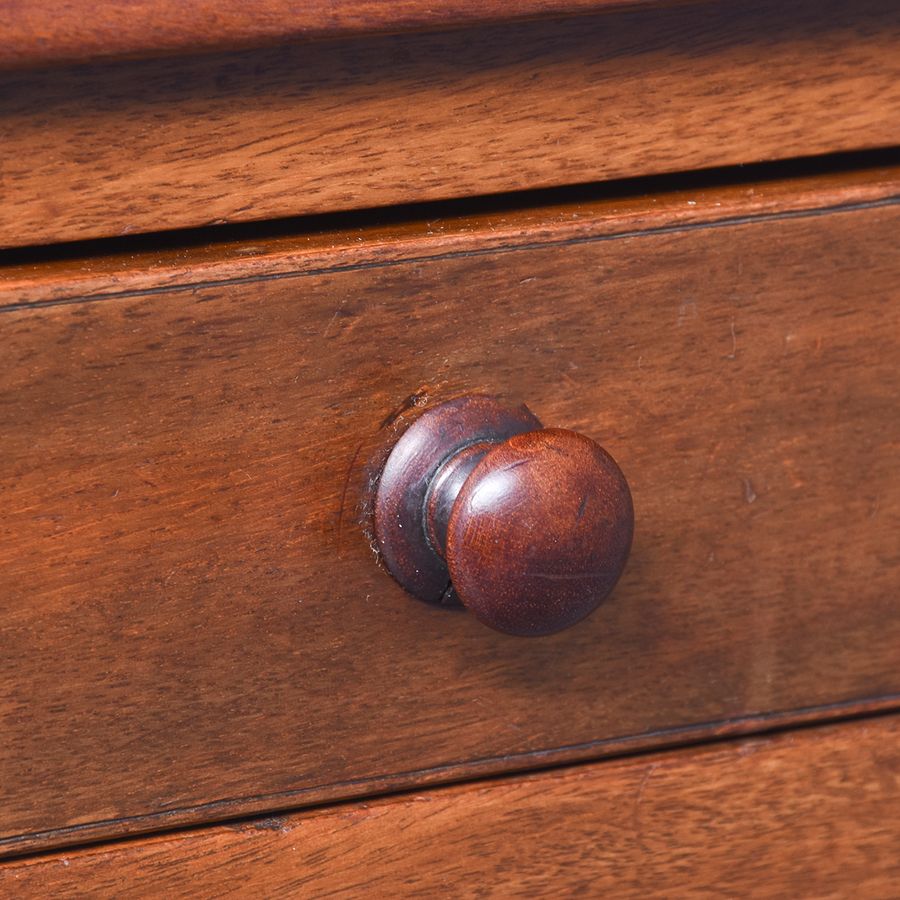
<box><xmin>3</xmin><ymin>716</ymin><xmax>899</xmax><ymax>896</ymax></box>
<box><xmin>1</xmin><ymin>175</ymin><xmax>899</xmax><ymax>856</ymax></box>
<box><xmin>0</xmin><ymin>169</ymin><xmax>900</xmax><ymax>852</ymax></box>
<box><xmin>0</xmin><ymin>0</ymin><xmax>683</xmax><ymax>71</ymax></box>
<box><xmin>2</xmin><ymin>0</ymin><xmax>900</xmax><ymax>248</ymax></box>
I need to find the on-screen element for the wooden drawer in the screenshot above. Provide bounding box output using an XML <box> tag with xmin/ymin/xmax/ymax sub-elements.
<box><xmin>1</xmin><ymin>165</ymin><xmax>899</xmax><ymax>856</ymax></box>
<box><xmin>3</xmin><ymin>715</ymin><xmax>899</xmax><ymax>896</ymax></box>
<box><xmin>2</xmin><ymin>0</ymin><xmax>900</xmax><ymax>247</ymax></box>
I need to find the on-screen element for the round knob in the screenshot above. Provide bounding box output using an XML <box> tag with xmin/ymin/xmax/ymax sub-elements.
<box><xmin>373</xmin><ymin>396</ymin><xmax>633</xmax><ymax>637</ymax></box>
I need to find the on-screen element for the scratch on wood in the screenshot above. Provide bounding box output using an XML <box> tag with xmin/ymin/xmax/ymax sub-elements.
<box><xmin>576</xmin><ymin>493</ymin><xmax>589</xmax><ymax>522</ymax></box>
<box><xmin>337</xmin><ymin>440</ymin><xmax>365</xmax><ymax>554</ymax></box>
<box><xmin>379</xmin><ymin>388</ymin><xmax>430</xmax><ymax>430</ymax></box>
<box><xmin>252</xmin><ymin>816</ymin><xmax>288</xmax><ymax>833</ymax></box>
<box><xmin>501</xmin><ymin>459</ymin><xmax>531</xmax><ymax>473</ymax></box>
<box><xmin>323</xmin><ymin>298</ymin><xmax>348</xmax><ymax>338</ymax></box>
<box><xmin>524</xmin><ymin>570</ymin><xmax>610</xmax><ymax>581</ymax></box>
<box><xmin>742</xmin><ymin>478</ymin><xmax>758</xmax><ymax>504</ymax></box>
<box><xmin>632</xmin><ymin>763</ymin><xmax>658</xmax><ymax>854</ymax></box>
<box><xmin>726</xmin><ymin>318</ymin><xmax>737</xmax><ymax>359</ymax></box>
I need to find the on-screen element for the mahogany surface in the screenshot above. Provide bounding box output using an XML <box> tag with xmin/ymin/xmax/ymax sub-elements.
<box><xmin>375</xmin><ymin>396</ymin><xmax>634</xmax><ymax>635</ymax></box>
<box><xmin>445</xmin><ymin>429</ymin><xmax>634</xmax><ymax>636</ymax></box>
<box><xmin>3</xmin><ymin>716</ymin><xmax>899</xmax><ymax>897</ymax></box>
<box><xmin>1</xmin><ymin>172</ymin><xmax>900</xmax><ymax>855</ymax></box>
<box><xmin>3</xmin><ymin>0</ymin><xmax>900</xmax><ymax>247</ymax></box>
<box><xmin>374</xmin><ymin>394</ymin><xmax>542</xmax><ymax>605</ymax></box>
<box><xmin>4</xmin><ymin>162</ymin><xmax>898</xmax><ymax>309</ymax></box>
<box><xmin>0</xmin><ymin>0</ymin><xmax>679</xmax><ymax>71</ymax></box>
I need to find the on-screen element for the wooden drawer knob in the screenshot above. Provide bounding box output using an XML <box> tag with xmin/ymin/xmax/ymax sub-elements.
<box><xmin>374</xmin><ymin>396</ymin><xmax>633</xmax><ymax>636</ymax></box>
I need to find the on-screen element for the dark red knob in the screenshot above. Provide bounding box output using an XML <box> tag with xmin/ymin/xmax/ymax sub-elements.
<box><xmin>373</xmin><ymin>396</ymin><xmax>633</xmax><ymax>637</ymax></box>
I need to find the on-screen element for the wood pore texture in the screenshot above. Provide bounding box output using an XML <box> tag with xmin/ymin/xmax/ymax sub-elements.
<box><xmin>2</xmin><ymin>0</ymin><xmax>900</xmax><ymax>248</ymax></box>
<box><xmin>0</xmin><ymin>0</ymin><xmax>679</xmax><ymax>70</ymax></box>
<box><xmin>2</xmin><ymin>716</ymin><xmax>899</xmax><ymax>897</ymax></box>
<box><xmin>1</xmin><ymin>168</ymin><xmax>899</xmax><ymax>855</ymax></box>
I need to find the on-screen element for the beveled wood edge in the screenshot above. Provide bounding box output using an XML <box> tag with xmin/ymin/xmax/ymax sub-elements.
<box><xmin>7</xmin><ymin>712</ymin><xmax>898</xmax><ymax>894</ymax></box>
<box><xmin>3</xmin><ymin>162</ymin><xmax>900</xmax><ymax>311</ymax></box>
<box><xmin>0</xmin><ymin>0</ymin><xmax>691</xmax><ymax>73</ymax></box>
<box><xmin>2</xmin><ymin>693</ymin><xmax>899</xmax><ymax>861</ymax></box>
<box><xmin>6</xmin><ymin>713</ymin><xmax>899</xmax><ymax>895</ymax></box>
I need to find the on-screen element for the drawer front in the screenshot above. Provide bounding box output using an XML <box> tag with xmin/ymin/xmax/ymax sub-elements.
<box><xmin>2</xmin><ymin>0</ymin><xmax>900</xmax><ymax>248</ymax></box>
<box><xmin>3</xmin><ymin>716</ymin><xmax>899</xmax><ymax>896</ymax></box>
<box><xmin>1</xmin><ymin>170</ymin><xmax>899</xmax><ymax>854</ymax></box>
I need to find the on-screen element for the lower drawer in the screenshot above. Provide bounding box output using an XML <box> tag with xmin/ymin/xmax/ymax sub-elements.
<box><xmin>2</xmin><ymin>716</ymin><xmax>899</xmax><ymax>896</ymax></box>
<box><xmin>1</xmin><ymin>166</ymin><xmax>899</xmax><ymax>854</ymax></box>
